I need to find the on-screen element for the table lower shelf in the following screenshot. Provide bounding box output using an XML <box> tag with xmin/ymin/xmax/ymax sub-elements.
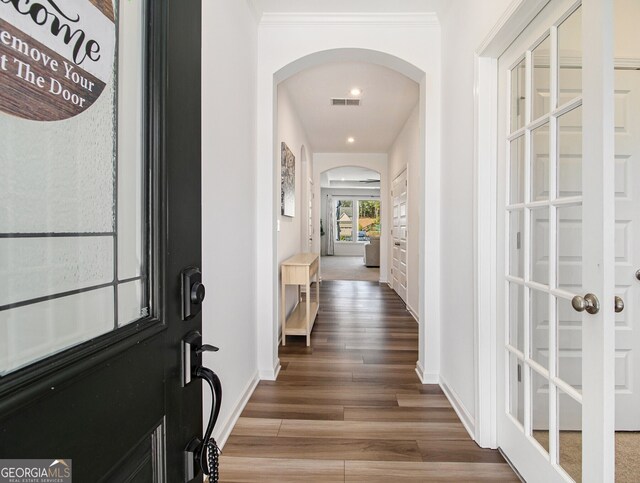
<box><xmin>284</xmin><ymin>301</ymin><xmax>319</xmax><ymax>336</ymax></box>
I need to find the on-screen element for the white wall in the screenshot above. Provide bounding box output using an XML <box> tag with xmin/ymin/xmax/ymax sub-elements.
<box><xmin>438</xmin><ymin>0</ymin><xmax>512</xmax><ymax>430</ymax></box>
<box><xmin>201</xmin><ymin>0</ymin><xmax>259</xmax><ymax>444</ymax></box>
<box><xmin>388</xmin><ymin>104</ymin><xmax>420</xmax><ymax>315</ymax></box>
<box><xmin>615</xmin><ymin>0</ymin><xmax>640</xmax><ymax>59</ymax></box>
<box><xmin>320</xmin><ymin>187</ymin><xmax>381</xmax><ymax>257</ymax></box>
<box><xmin>313</xmin><ymin>153</ymin><xmax>389</xmax><ymax>281</ymax></box>
<box><xmin>277</xmin><ymin>85</ymin><xmax>314</xmax><ymax>332</ymax></box>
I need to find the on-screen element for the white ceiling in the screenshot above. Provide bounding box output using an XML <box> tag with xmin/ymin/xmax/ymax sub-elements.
<box><xmin>254</xmin><ymin>0</ymin><xmax>445</xmax><ymax>15</ymax></box>
<box><xmin>281</xmin><ymin>62</ymin><xmax>419</xmax><ymax>153</ymax></box>
<box><xmin>320</xmin><ymin>167</ymin><xmax>380</xmax><ymax>189</ymax></box>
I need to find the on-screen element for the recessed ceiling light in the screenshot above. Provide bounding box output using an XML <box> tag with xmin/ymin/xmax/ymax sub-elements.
<box><xmin>350</xmin><ymin>88</ymin><xmax>362</xmax><ymax>96</ymax></box>
<box><xmin>347</xmin><ymin>137</ymin><xmax>355</xmax><ymax>144</ymax></box>
<box><xmin>341</xmin><ymin>178</ymin><xmax>345</xmax><ymax>181</ymax></box>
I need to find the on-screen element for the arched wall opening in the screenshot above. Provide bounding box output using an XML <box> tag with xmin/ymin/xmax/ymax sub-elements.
<box><xmin>316</xmin><ymin>163</ymin><xmax>387</xmax><ymax>280</ymax></box>
<box><xmin>256</xmin><ymin>31</ymin><xmax>441</xmax><ymax>389</ymax></box>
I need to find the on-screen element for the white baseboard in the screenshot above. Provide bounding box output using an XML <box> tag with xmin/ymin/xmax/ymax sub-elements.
<box><xmin>406</xmin><ymin>303</ymin><xmax>419</xmax><ymax>323</ymax></box>
<box><xmin>258</xmin><ymin>361</ymin><xmax>281</xmax><ymax>381</ymax></box>
<box><xmin>216</xmin><ymin>372</ymin><xmax>259</xmax><ymax>449</ymax></box>
<box><xmin>415</xmin><ymin>361</ymin><xmax>439</xmax><ymax>384</ymax></box>
<box><xmin>439</xmin><ymin>374</ymin><xmax>476</xmax><ymax>440</ymax></box>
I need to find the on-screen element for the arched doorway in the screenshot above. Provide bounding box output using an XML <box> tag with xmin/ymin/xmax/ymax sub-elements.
<box><xmin>320</xmin><ymin>167</ymin><xmax>382</xmax><ymax>282</ymax></box>
<box><xmin>257</xmin><ymin>44</ymin><xmax>440</xmax><ymax>388</ymax></box>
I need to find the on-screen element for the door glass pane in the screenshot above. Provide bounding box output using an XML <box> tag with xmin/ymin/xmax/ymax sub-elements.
<box><xmin>0</xmin><ymin>0</ymin><xmax>148</xmax><ymax>376</ymax></box>
<box><xmin>557</xmin><ymin>205</ymin><xmax>582</xmax><ymax>289</ymax></box>
<box><xmin>531</xmin><ymin>123</ymin><xmax>550</xmax><ymax>201</ymax></box>
<box><xmin>531</xmin><ymin>207</ymin><xmax>550</xmax><ymax>286</ymax></box>
<box><xmin>509</xmin><ymin>283</ymin><xmax>524</xmax><ymax>352</ymax></box>
<box><xmin>558</xmin><ymin>7</ymin><xmax>582</xmax><ymax>105</ymax></box>
<box><xmin>530</xmin><ymin>289</ymin><xmax>549</xmax><ymax>369</ymax></box>
<box><xmin>558</xmin><ymin>106</ymin><xmax>583</xmax><ymax>198</ymax></box>
<box><xmin>558</xmin><ymin>390</ymin><xmax>582</xmax><ymax>482</ymax></box>
<box><xmin>509</xmin><ymin>210</ymin><xmax>524</xmax><ymax>277</ymax></box>
<box><xmin>557</xmin><ymin>297</ymin><xmax>582</xmax><ymax>393</ymax></box>
<box><xmin>531</xmin><ymin>368</ymin><xmax>550</xmax><ymax>454</ymax></box>
<box><xmin>532</xmin><ymin>36</ymin><xmax>551</xmax><ymax>120</ymax></box>
<box><xmin>0</xmin><ymin>288</ymin><xmax>114</xmax><ymax>375</ymax></box>
<box><xmin>511</xmin><ymin>59</ymin><xmax>527</xmax><ymax>132</ymax></box>
<box><xmin>509</xmin><ymin>351</ymin><xmax>525</xmax><ymax>427</ymax></box>
<box><xmin>510</xmin><ymin>136</ymin><xmax>525</xmax><ymax>204</ymax></box>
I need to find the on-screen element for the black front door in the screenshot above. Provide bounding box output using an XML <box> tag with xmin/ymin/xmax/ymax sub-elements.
<box><xmin>0</xmin><ymin>1</ymin><xmax>204</xmax><ymax>481</ymax></box>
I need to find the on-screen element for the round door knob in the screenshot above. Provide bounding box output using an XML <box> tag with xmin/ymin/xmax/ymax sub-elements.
<box><xmin>190</xmin><ymin>282</ymin><xmax>206</xmax><ymax>304</ymax></box>
<box><xmin>636</xmin><ymin>269</ymin><xmax>640</xmax><ymax>281</ymax></box>
<box><xmin>615</xmin><ymin>296</ymin><xmax>624</xmax><ymax>313</ymax></box>
<box><xmin>571</xmin><ymin>293</ymin><xmax>600</xmax><ymax>315</ymax></box>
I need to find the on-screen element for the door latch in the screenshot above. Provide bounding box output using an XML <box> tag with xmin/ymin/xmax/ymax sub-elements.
<box><xmin>182</xmin><ymin>330</ymin><xmax>218</xmax><ymax>387</ymax></box>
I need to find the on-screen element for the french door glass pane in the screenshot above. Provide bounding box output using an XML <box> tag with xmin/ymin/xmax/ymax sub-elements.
<box><xmin>0</xmin><ymin>0</ymin><xmax>148</xmax><ymax>376</ymax></box>
<box><xmin>530</xmin><ymin>289</ymin><xmax>549</xmax><ymax>369</ymax></box>
<box><xmin>557</xmin><ymin>204</ymin><xmax>583</xmax><ymax>289</ymax></box>
<box><xmin>531</xmin><ymin>368</ymin><xmax>550</xmax><ymax>454</ymax></box>
<box><xmin>530</xmin><ymin>207</ymin><xmax>550</xmax><ymax>286</ymax></box>
<box><xmin>558</xmin><ymin>390</ymin><xmax>583</xmax><ymax>482</ymax></box>
<box><xmin>510</xmin><ymin>136</ymin><xmax>525</xmax><ymax>203</ymax></box>
<box><xmin>509</xmin><ymin>283</ymin><xmax>524</xmax><ymax>352</ymax></box>
<box><xmin>557</xmin><ymin>296</ymin><xmax>582</xmax><ymax>393</ymax></box>
<box><xmin>511</xmin><ymin>59</ymin><xmax>527</xmax><ymax>132</ymax></box>
<box><xmin>558</xmin><ymin>7</ymin><xmax>582</xmax><ymax>105</ymax></box>
<box><xmin>509</xmin><ymin>351</ymin><xmax>525</xmax><ymax>427</ymax></box>
<box><xmin>531</xmin><ymin>123</ymin><xmax>550</xmax><ymax>201</ymax></box>
<box><xmin>558</xmin><ymin>106</ymin><xmax>583</xmax><ymax>198</ymax></box>
<box><xmin>532</xmin><ymin>36</ymin><xmax>551</xmax><ymax>121</ymax></box>
<box><xmin>509</xmin><ymin>210</ymin><xmax>524</xmax><ymax>277</ymax></box>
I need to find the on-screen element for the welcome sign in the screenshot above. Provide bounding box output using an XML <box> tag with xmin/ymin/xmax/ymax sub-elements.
<box><xmin>0</xmin><ymin>0</ymin><xmax>115</xmax><ymax>121</ymax></box>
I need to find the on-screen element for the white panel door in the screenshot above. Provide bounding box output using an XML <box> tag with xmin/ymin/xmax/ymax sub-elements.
<box><xmin>392</xmin><ymin>169</ymin><xmax>408</xmax><ymax>303</ymax></box>
<box><xmin>496</xmin><ymin>1</ymin><xmax>616</xmax><ymax>482</ymax></box>
<box><xmin>613</xmin><ymin>69</ymin><xmax>640</xmax><ymax>430</ymax></box>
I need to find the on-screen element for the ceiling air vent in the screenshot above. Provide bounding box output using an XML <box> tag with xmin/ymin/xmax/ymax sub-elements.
<box><xmin>331</xmin><ymin>98</ymin><xmax>360</xmax><ymax>106</ymax></box>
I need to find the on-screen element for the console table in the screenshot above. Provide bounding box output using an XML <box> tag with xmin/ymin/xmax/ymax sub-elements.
<box><xmin>281</xmin><ymin>253</ymin><xmax>320</xmax><ymax>346</ymax></box>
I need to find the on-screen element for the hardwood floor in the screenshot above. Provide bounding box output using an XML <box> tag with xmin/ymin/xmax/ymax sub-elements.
<box><xmin>220</xmin><ymin>281</ymin><xmax>518</xmax><ymax>482</ymax></box>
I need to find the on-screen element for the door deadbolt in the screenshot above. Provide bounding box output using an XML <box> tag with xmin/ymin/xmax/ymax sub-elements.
<box><xmin>182</xmin><ymin>267</ymin><xmax>205</xmax><ymax>321</ymax></box>
<box><xmin>571</xmin><ymin>293</ymin><xmax>600</xmax><ymax>315</ymax></box>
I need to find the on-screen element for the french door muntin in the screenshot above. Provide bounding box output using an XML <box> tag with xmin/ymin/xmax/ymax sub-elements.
<box><xmin>498</xmin><ymin>1</ymin><xmax>616</xmax><ymax>482</ymax></box>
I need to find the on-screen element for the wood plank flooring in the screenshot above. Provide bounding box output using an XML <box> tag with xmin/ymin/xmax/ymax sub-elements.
<box><xmin>220</xmin><ymin>281</ymin><xmax>518</xmax><ymax>482</ymax></box>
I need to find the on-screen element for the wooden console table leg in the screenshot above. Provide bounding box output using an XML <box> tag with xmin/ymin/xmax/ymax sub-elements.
<box><xmin>281</xmin><ymin>277</ymin><xmax>286</xmax><ymax>346</ymax></box>
<box><xmin>306</xmin><ymin>278</ymin><xmax>311</xmax><ymax>347</ymax></box>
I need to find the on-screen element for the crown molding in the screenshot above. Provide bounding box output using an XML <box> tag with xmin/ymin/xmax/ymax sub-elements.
<box><xmin>259</xmin><ymin>12</ymin><xmax>440</xmax><ymax>29</ymax></box>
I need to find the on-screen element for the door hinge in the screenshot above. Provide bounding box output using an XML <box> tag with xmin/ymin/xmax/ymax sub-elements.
<box><xmin>516</xmin><ymin>232</ymin><xmax>521</xmax><ymax>250</ymax></box>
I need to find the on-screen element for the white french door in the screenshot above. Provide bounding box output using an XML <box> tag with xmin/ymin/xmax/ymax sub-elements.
<box><xmin>496</xmin><ymin>1</ymin><xmax>616</xmax><ymax>482</ymax></box>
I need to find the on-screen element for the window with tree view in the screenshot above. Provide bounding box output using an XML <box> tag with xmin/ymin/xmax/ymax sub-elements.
<box><xmin>335</xmin><ymin>199</ymin><xmax>380</xmax><ymax>242</ymax></box>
